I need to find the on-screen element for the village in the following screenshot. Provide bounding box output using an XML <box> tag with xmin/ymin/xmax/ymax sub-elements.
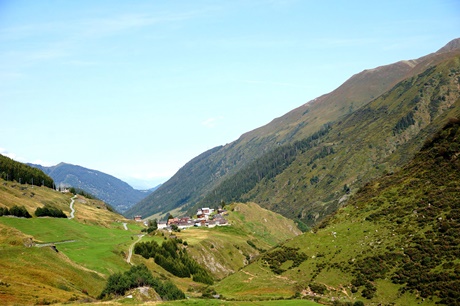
<box><xmin>134</xmin><ymin>207</ymin><xmax>229</xmax><ymax>231</ymax></box>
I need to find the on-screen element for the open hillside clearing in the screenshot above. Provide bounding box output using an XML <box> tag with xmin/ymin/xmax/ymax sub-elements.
<box><xmin>0</xmin><ymin>179</ymin><xmax>148</xmax><ymax>304</ymax></box>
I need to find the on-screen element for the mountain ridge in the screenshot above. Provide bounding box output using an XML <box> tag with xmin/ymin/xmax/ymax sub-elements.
<box><xmin>126</xmin><ymin>38</ymin><xmax>460</xmax><ymax>223</ymax></box>
<box><xmin>30</xmin><ymin>162</ymin><xmax>157</xmax><ymax>213</ymax></box>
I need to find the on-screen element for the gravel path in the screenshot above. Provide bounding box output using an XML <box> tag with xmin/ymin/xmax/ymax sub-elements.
<box><xmin>68</xmin><ymin>195</ymin><xmax>77</xmax><ymax>219</ymax></box>
<box><xmin>127</xmin><ymin>234</ymin><xmax>144</xmax><ymax>265</ymax></box>
<box><xmin>35</xmin><ymin>240</ymin><xmax>76</xmax><ymax>247</ymax></box>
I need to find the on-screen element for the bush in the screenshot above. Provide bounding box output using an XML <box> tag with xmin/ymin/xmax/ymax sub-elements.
<box><xmin>0</xmin><ymin>207</ymin><xmax>10</xmax><ymax>216</ymax></box>
<box><xmin>134</xmin><ymin>239</ymin><xmax>214</xmax><ymax>284</ymax></box>
<box><xmin>35</xmin><ymin>206</ymin><xmax>67</xmax><ymax>218</ymax></box>
<box><xmin>262</xmin><ymin>246</ymin><xmax>308</xmax><ymax>274</ymax></box>
<box><xmin>8</xmin><ymin>205</ymin><xmax>32</xmax><ymax>218</ymax></box>
<box><xmin>309</xmin><ymin>282</ymin><xmax>327</xmax><ymax>295</ymax></box>
<box><xmin>99</xmin><ymin>264</ymin><xmax>184</xmax><ymax>300</ymax></box>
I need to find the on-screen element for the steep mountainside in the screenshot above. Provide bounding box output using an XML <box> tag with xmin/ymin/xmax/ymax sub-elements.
<box><xmin>204</xmin><ymin>50</ymin><xmax>460</xmax><ymax>227</ymax></box>
<box><xmin>216</xmin><ymin>118</ymin><xmax>460</xmax><ymax>305</ymax></box>
<box><xmin>30</xmin><ymin>162</ymin><xmax>155</xmax><ymax>213</ymax></box>
<box><xmin>126</xmin><ymin>38</ymin><xmax>460</xmax><ymax>222</ymax></box>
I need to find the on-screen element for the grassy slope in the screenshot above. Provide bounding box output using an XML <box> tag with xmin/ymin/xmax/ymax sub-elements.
<box><xmin>127</xmin><ymin>41</ymin><xmax>460</xmax><ymax>221</ymax></box>
<box><xmin>158</xmin><ymin>203</ymin><xmax>301</xmax><ymax>280</ymax></box>
<box><xmin>162</xmin><ymin>299</ymin><xmax>321</xmax><ymax>306</ymax></box>
<box><xmin>247</xmin><ymin>53</ymin><xmax>460</xmax><ymax>226</ymax></box>
<box><xmin>0</xmin><ymin>223</ymin><xmax>103</xmax><ymax>305</ymax></box>
<box><xmin>0</xmin><ymin>181</ymin><xmax>144</xmax><ymax>304</ymax></box>
<box><xmin>216</xmin><ymin>119</ymin><xmax>460</xmax><ymax>305</ymax></box>
<box><xmin>0</xmin><ymin>180</ymin><xmax>303</xmax><ymax>304</ymax></box>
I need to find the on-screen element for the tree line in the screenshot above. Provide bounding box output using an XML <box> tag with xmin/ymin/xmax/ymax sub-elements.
<box><xmin>134</xmin><ymin>238</ymin><xmax>214</xmax><ymax>285</ymax></box>
<box><xmin>198</xmin><ymin>123</ymin><xmax>333</xmax><ymax>207</ymax></box>
<box><xmin>0</xmin><ymin>205</ymin><xmax>32</xmax><ymax>218</ymax></box>
<box><xmin>0</xmin><ymin>204</ymin><xmax>67</xmax><ymax>218</ymax></box>
<box><xmin>0</xmin><ymin>154</ymin><xmax>54</xmax><ymax>188</ymax></box>
<box><xmin>35</xmin><ymin>205</ymin><xmax>67</xmax><ymax>218</ymax></box>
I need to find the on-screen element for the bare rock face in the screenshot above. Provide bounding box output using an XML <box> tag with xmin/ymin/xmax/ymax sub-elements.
<box><xmin>124</xmin><ymin>287</ymin><xmax>161</xmax><ymax>303</ymax></box>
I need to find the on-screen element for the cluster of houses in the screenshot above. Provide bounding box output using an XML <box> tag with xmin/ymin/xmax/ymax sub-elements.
<box><xmin>134</xmin><ymin>207</ymin><xmax>229</xmax><ymax>231</ymax></box>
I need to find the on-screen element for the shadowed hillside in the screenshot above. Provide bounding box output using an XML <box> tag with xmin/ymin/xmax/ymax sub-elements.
<box><xmin>215</xmin><ymin>118</ymin><xmax>460</xmax><ymax>305</ymax></box>
<box><xmin>127</xmin><ymin>38</ymin><xmax>460</xmax><ymax>229</ymax></box>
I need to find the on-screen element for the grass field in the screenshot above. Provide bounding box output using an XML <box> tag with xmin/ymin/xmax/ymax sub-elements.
<box><xmin>0</xmin><ymin>184</ymin><xmax>307</xmax><ymax>304</ymax></box>
<box><xmin>0</xmin><ymin>217</ymin><xmax>139</xmax><ymax>275</ymax></box>
<box><xmin>161</xmin><ymin>299</ymin><xmax>322</xmax><ymax>306</ymax></box>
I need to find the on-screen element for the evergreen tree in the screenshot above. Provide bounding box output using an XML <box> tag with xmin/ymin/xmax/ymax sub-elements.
<box><xmin>9</xmin><ymin>205</ymin><xmax>32</xmax><ymax>218</ymax></box>
<box><xmin>135</xmin><ymin>239</ymin><xmax>214</xmax><ymax>284</ymax></box>
<box><xmin>35</xmin><ymin>206</ymin><xmax>67</xmax><ymax>218</ymax></box>
<box><xmin>99</xmin><ymin>264</ymin><xmax>184</xmax><ymax>300</ymax></box>
<box><xmin>0</xmin><ymin>154</ymin><xmax>54</xmax><ymax>188</ymax></box>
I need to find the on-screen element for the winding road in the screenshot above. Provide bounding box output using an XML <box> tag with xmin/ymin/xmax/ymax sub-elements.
<box><xmin>127</xmin><ymin>234</ymin><xmax>144</xmax><ymax>265</ymax></box>
<box><xmin>66</xmin><ymin>194</ymin><xmax>142</xmax><ymax>265</ymax></box>
<box><xmin>68</xmin><ymin>195</ymin><xmax>77</xmax><ymax>219</ymax></box>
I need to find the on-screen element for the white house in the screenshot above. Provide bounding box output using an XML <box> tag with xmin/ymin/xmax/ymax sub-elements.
<box><xmin>197</xmin><ymin>207</ymin><xmax>214</xmax><ymax>220</ymax></box>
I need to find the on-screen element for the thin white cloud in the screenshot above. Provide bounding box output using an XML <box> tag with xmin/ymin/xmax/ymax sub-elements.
<box><xmin>316</xmin><ymin>37</ymin><xmax>379</xmax><ymax>48</ymax></box>
<box><xmin>0</xmin><ymin>71</ymin><xmax>24</xmax><ymax>80</ymax></box>
<box><xmin>241</xmin><ymin>79</ymin><xmax>307</xmax><ymax>88</ymax></box>
<box><xmin>201</xmin><ymin>117</ymin><xmax>223</xmax><ymax>128</ymax></box>
<box><xmin>0</xmin><ymin>148</ymin><xmax>18</xmax><ymax>160</ymax></box>
<box><xmin>30</xmin><ymin>159</ymin><xmax>54</xmax><ymax>167</ymax></box>
<box><xmin>0</xmin><ymin>7</ymin><xmax>214</xmax><ymax>68</ymax></box>
<box><xmin>80</xmin><ymin>9</ymin><xmax>213</xmax><ymax>39</ymax></box>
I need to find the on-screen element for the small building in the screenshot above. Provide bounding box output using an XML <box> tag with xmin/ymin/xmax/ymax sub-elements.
<box><xmin>134</xmin><ymin>215</ymin><xmax>142</xmax><ymax>222</ymax></box>
<box><xmin>157</xmin><ymin>221</ymin><xmax>168</xmax><ymax>230</ymax></box>
<box><xmin>178</xmin><ymin>220</ymin><xmax>193</xmax><ymax>230</ymax></box>
<box><xmin>168</xmin><ymin>217</ymin><xmax>179</xmax><ymax>225</ymax></box>
<box><xmin>197</xmin><ymin>207</ymin><xmax>215</xmax><ymax>220</ymax></box>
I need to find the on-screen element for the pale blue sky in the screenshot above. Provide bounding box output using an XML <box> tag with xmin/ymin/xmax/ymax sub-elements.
<box><xmin>1</xmin><ymin>0</ymin><xmax>459</xmax><ymax>189</ymax></box>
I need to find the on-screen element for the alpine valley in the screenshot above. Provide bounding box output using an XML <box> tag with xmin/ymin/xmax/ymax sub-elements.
<box><xmin>126</xmin><ymin>38</ymin><xmax>460</xmax><ymax>230</ymax></box>
<box><xmin>0</xmin><ymin>38</ymin><xmax>459</xmax><ymax>305</ymax></box>
<box><xmin>28</xmin><ymin>162</ymin><xmax>159</xmax><ymax>213</ymax></box>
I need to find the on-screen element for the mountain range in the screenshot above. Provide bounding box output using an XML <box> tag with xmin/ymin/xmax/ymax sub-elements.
<box><xmin>1</xmin><ymin>38</ymin><xmax>460</xmax><ymax>305</ymax></box>
<box><xmin>29</xmin><ymin>162</ymin><xmax>159</xmax><ymax>213</ymax></box>
<box><xmin>215</xmin><ymin>117</ymin><xmax>460</xmax><ymax>305</ymax></box>
<box><xmin>125</xmin><ymin>38</ymin><xmax>460</xmax><ymax>228</ymax></box>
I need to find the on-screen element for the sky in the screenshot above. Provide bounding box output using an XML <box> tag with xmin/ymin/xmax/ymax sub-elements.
<box><xmin>1</xmin><ymin>0</ymin><xmax>459</xmax><ymax>189</ymax></box>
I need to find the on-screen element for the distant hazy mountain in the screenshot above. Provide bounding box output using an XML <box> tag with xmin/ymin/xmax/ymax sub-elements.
<box><xmin>126</xmin><ymin>38</ymin><xmax>460</xmax><ymax>228</ymax></box>
<box><xmin>29</xmin><ymin>162</ymin><xmax>158</xmax><ymax>213</ymax></box>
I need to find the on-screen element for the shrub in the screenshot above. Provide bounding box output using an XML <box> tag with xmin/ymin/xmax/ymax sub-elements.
<box><xmin>134</xmin><ymin>239</ymin><xmax>213</xmax><ymax>284</ymax></box>
<box><xmin>0</xmin><ymin>207</ymin><xmax>10</xmax><ymax>216</ymax></box>
<box><xmin>35</xmin><ymin>205</ymin><xmax>67</xmax><ymax>218</ymax></box>
<box><xmin>8</xmin><ymin>205</ymin><xmax>32</xmax><ymax>218</ymax></box>
<box><xmin>99</xmin><ymin>264</ymin><xmax>184</xmax><ymax>300</ymax></box>
<box><xmin>309</xmin><ymin>282</ymin><xmax>327</xmax><ymax>295</ymax></box>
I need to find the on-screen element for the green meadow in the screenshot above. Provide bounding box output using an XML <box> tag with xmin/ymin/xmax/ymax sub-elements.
<box><xmin>0</xmin><ymin>217</ymin><xmax>142</xmax><ymax>275</ymax></box>
<box><xmin>161</xmin><ymin>299</ymin><xmax>321</xmax><ymax>306</ymax></box>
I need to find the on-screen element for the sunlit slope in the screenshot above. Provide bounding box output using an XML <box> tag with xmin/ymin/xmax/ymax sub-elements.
<box><xmin>216</xmin><ymin>119</ymin><xmax>460</xmax><ymax>305</ymax></box>
<box><xmin>170</xmin><ymin>203</ymin><xmax>301</xmax><ymax>280</ymax></box>
<box><xmin>0</xmin><ymin>180</ymin><xmax>142</xmax><ymax>304</ymax></box>
<box><xmin>0</xmin><ymin>223</ymin><xmax>104</xmax><ymax>305</ymax></box>
<box><xmin>127</xmin><ymin>39</ymin><xmax>460</xmax><ymax>223</ymax></box>
<box><xmin>200</xmin><ymin>50</ymin><xmax>460</xmax><ymax>227</ymax></box>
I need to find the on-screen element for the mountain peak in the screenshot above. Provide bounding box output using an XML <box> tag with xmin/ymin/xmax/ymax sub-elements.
<box><xmin>436</xmin><ymin>37</ymin><xmax>460</xmax><ymax>53</ymax></box>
